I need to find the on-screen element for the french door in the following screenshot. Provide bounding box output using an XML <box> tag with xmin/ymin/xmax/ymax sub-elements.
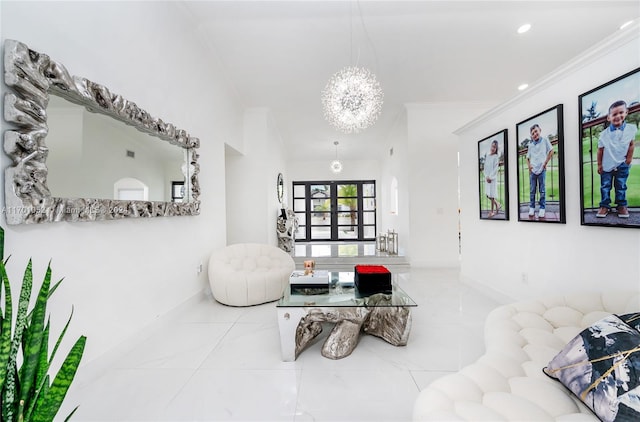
<box><xmin>292</xmin><ymin>180</ymin><xmax>376</xmax><ymax>241</ymax></box>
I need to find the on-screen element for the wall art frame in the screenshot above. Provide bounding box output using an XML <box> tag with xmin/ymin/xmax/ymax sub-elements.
<box><xmin>478</xmin><ymin>129</ymin><xmax>509</xmax><ymax>221</ymax></box>
<box><xmin>579</xmin><ymin>67</ymin><xmax>640</xmax><ymax>228</ymax></box>
<box><xmin>515</xmin><ymin>104</ymin><xmax>566</xmax><ymax>223</ymax></box>
<box><xmin>3</xmin><ymin>39</ymin><xmax>201</xmax><ymax>224</ymax></box>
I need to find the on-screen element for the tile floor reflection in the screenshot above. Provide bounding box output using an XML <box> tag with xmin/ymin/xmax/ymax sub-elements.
<box><xmin>294</xmin><ymin>242</ymin><xmax>380</xmax><ymax>259</ymax></box>
<box><xmin>61</xmin><ymin>267</ymin><xmax>502</xmax><ymax>421</ymax></box>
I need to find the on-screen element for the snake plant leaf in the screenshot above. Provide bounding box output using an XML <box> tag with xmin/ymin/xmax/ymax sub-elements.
<box><xmin>2</xmin><ymin>363</ymin><xmax>18</xmax><ymax>422</ymax></box>
<box><xmin>63</xmin><ymin>405</ymin><xmax>79</xmax><ymax>422</ymax></box>
<box><xmin>47</xmin><ymin>307</ymin><xmax>74</xmax><ymax>370</ymax></box>
<box><xmin>12</xmin><ymin>260</ymin><xmax>33</xmax><ymax>356</ymax></box>
<box><xmin>23</xmin><ymin>319</ymin><xmax>51</xmax><ymax>422</ymax></box>
<box><xmin>48</xmin><ymin>277</ymin><xmax>63</xmax><ymax>300</ymax></box>
<box><xmin>26</xmin><ymin>279</ymin><xmax>62</xmax><ymax>325</ymax></box>
<box><xmin>0</xmin><ymin>227</ymin><xmax>85</xmax><ymax>421</ymax></box>
<box><xmin>3</xmin><ymin>259</ymin><xmax>34</xmax><ymax>421</ymax></box>
<box><xmin>31</xmin><ymin>335</ymin><xmax>86</xmax><ymax>422</ymax></box>
<box><xmin>32</xmin><ymin>375</ymin><xmax>50</xmax><ymax>422</ymax></box>
<box><xmin>0</xmin><ymin>261</ymin><xmax>13</xmax><ymax>391</ymax></box>
<box><xmin>19</xmin><ymin>264</ymin><xmax>50</xmax><ymax>412</ymax></box>
<box><xmin>26</xmin><ymin>306</ymin><xmax>74</xmax><ymax>422</ymax></box>
<box><xmin>36</xmin><ymin>320</ymin><xmax>51</xmax><ymax>392</ymax></box>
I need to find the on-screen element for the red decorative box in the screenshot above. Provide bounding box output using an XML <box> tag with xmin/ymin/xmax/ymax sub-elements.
<box><xmin>354</xmin><ymin>265</ymin><xmax>392</xmax><ymax>295</ymax></box>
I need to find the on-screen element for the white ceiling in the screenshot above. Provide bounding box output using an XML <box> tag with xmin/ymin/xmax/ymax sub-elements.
<box><xmin>180</xmin><ymin>1</ymin><xmax>640</xmax><ymax>161</ymax></box>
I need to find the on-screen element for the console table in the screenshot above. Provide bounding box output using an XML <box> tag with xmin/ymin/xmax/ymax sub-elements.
<box><xmin>276</xmin><ymin>271</ymin><xmax>417</xmax><ymax>361</ymax></box>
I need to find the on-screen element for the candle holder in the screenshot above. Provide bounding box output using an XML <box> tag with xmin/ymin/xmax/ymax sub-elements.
<box><xmin>376</xmin><ymin>234</ymin><xmax>387</xmax><ymax>252</ymax></box>
<box><xmin>387</xmin><ymin>230</ymin><xmax>398</xmax><ymax>255</ymax></box>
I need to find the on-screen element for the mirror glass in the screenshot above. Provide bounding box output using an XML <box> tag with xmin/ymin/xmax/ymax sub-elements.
<box><xmin>46</xmin><ymin>96</ymin><xmax>187</xmax><ymax>202</ymax></box>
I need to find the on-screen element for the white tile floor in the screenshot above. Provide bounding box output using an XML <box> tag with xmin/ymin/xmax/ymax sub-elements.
<box><xmin>61</xmin><ymin>267</ymin><xmax>502</xmax><ymax>421</ymax></box>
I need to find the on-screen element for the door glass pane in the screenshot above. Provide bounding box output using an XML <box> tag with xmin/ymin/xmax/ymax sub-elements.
<box><xmin>311</xmin><ymin>226</ymin><xmax>331</xmax><ymax>239</ymax></box>
<box><xmin>338</xmin><ymin>226</ymin><xmax>358</xmax><ymax>239</ymax></box>
<box><xmin>363</xmin><ymin>226</ymin><xmax>376</xmax><ymax>238</ymax></box>
<box><xmin>294</xmin><ymin>213</ymin><xmax>306</xmax><ymax>226</ymax></box>
<box><xmin>363</xmin><ymin>211</ymin><xmax>375</xmax><ymax>224</ymax></box>
<box><xmin>363</xmin><ymin>183</ymin><xmax>375</xmax><ymax>196</ymax></box>
<box><xmin>294</xmin><ymin>198</ymin><xmax>306</xmax><ymax>211</ymax></box>
<box><xmin>296</xmin><ymin>225</ymin><xmax>306</xmax><ymax>240</ymax></box>
<box><xmin>337</xmin><ymin>184</ymin><xmax>357</xmax><ymax>198</ymax></box>
<box><xmin>363</xmin><ymin>198</ymin><xmax>375</xmax><ymax>211</ymax></box>
<box><xmin>294</xmin><ymin>184</ymin><xmax>306</xmax><ymax>197</ymax></box>
<box><xmin>310</xmin><ymin>184</ymin><xmax>330</xmax><ymax>196</ymax></box>
<box><xmin>312</xmin><ymin>212</ymin><xmax>331</xmax><ymax>226</ymax></box>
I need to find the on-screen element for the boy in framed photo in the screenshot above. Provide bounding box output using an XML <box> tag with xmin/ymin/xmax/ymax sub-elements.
<box><xmin>596</xmin><ymin>100</ymin><xmax>637</xmax><ymax>218</ymax></box>
<box><xmin>527</xmin><ymin>124</ymin><xmax>554</xmax><ymax>218</ymax></box>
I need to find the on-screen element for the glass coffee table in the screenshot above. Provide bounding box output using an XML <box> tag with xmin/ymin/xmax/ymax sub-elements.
<box><xmin>276</xmin><ymin>271</ymin><xmax>417</xmax><ymax>361</ymax></box>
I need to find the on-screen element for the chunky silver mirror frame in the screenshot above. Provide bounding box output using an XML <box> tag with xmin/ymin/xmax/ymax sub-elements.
<box><xmin>3</xmin><ymin>39</ymin><xmax>200</xmax><ymax>224</ymax></box>
<box><xmin>277</xmin><ymin>173</ymin><xmax>284</xmax><ymax>204</ymax></box>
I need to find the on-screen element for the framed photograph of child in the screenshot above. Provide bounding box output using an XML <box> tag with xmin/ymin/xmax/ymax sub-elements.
<box><xmin>478</xmin><ymin>129</ymin><xmax>509</xmax><ymax>220</ymax></box>
<box><xmin>579</xmin><ymin>67</ymin><xmax>640</xmax><ymax>228</ymax></box>
<box><xmin>515</xmin><ymin>105</ymin><xmax>566</xmax><ymax>223</ymax></box>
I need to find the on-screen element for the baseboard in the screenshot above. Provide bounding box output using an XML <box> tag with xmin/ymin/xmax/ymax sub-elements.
<box><xmin>73</xmin><ymin>289</ymin><xmax>210</xmax><ymax>386</ymax></box>
<box><xmin>459</xmin><ymin>273</ymin><xmax>517</xmax><ymax>305</ymax></box>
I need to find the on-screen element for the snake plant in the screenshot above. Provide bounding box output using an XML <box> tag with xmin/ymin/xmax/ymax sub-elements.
<box><xmin>0</xmin><ymin>227</ymin><xmax>86</xmax><ymax>421</ymax></box>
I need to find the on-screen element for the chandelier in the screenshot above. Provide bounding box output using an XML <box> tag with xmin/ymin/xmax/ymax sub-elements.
<box><xmin>321</xmin><ymin>2</ymin><xmax>383</xmax><ymax>134</ymax></box>
<box><xmin>330</xmin><ymin>141</ymin><xmax>343</xmax><ymax>173</ymax></box>
<box><xmin>322</xmin><ymin>66</ymin><xmax>383</xmax><ymax>134</ymax></box>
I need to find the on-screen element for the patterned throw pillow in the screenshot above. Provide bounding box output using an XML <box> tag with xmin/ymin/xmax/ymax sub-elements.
<box><xmin>543</xmin><ymin>314</ymin><xmax>640</xmax><ymax>422</ymax></box>
<box><xmin>621</xmin><ymin>313</ymin><xmax>640</xmax><ymax>332</ymax></box>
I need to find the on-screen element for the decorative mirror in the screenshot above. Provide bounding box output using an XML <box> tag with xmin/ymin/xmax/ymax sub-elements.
<box><xmin>3</xmin><ymin>39</ymin><xmax>200</xmax><ymax>224</ymax></box>
<box><xmin>277</xmin><ymin>173</ymin><xmax>284</xmax><ymax>204</ymax></box>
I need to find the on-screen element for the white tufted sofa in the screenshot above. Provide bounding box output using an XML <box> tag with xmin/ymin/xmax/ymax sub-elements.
<box><xmin>413</xmin><ymin>291</ymin><xmax>640</xmax><ymax>421</ymax></box>
<box><xmin>208</xmin><ymin>243</ymin><xmax>295</xmax><ymax>307</ymax></box>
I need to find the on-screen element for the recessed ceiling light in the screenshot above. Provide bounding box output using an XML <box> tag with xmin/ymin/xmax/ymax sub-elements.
<box><xmin>517</xmin><ymin>23</ymin><xmax>532</xmax><ymax>34</ymax></box>
<box><xmin>620</xmin><ymin>20</ymin><xmax>634</xmax><ymax>30</ymax></box>
<box><xmin>518</xmin><ymin>83</ymin><xmax>529</xmax><ymax>91</ymax></box>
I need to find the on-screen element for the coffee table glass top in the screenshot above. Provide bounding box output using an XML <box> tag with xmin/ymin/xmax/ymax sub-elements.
<box><xmin>277</xmin><ymin>271</ymin><xmax>417</xmax><ymax>308</ymax></box>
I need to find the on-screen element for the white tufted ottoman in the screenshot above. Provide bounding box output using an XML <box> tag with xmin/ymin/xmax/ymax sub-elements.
<box><xmin>208</xmin><ymin>243</ymin><xmax>295</xmax><ymax>306</ymax></box>
<box><xmin>413</xmin><ymin>291</ymin><xmax>640</xmax><ymax>421</ymax></box>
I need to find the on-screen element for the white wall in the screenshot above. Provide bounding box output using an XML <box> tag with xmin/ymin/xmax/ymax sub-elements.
<box><xmin>378</xmin><ymin>109</ymin><xmax>410</xmax><ymax>256</ymax></box>
<box><xmin>288</xmin><ymin>158</ymin><xmax>380</xmax><ymax>185</ymax></box>
<box><xmin>405</xmin><ymin>103</ymin><xmax>493</xmax><ymax>267</ymax></box>
<box><xmin>225</xmin><ymin>108</ymin><xmax>288</xmax><ymax>246</ymax></box>
<box><xmin>1</xmin><ymin>1</ymin><xmax>243</xmax><ymax>363</ymax></box>
<box><xmin>458</xmin><ymin>26</ymin><xmax>640</xmax><ymax>300</ymax></box>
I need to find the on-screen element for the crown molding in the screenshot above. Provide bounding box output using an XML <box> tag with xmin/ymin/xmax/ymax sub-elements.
<box><xmin>454</xmin><ymin>21</ymin><xmax>640</xmax><ymax>135</ymax></box>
